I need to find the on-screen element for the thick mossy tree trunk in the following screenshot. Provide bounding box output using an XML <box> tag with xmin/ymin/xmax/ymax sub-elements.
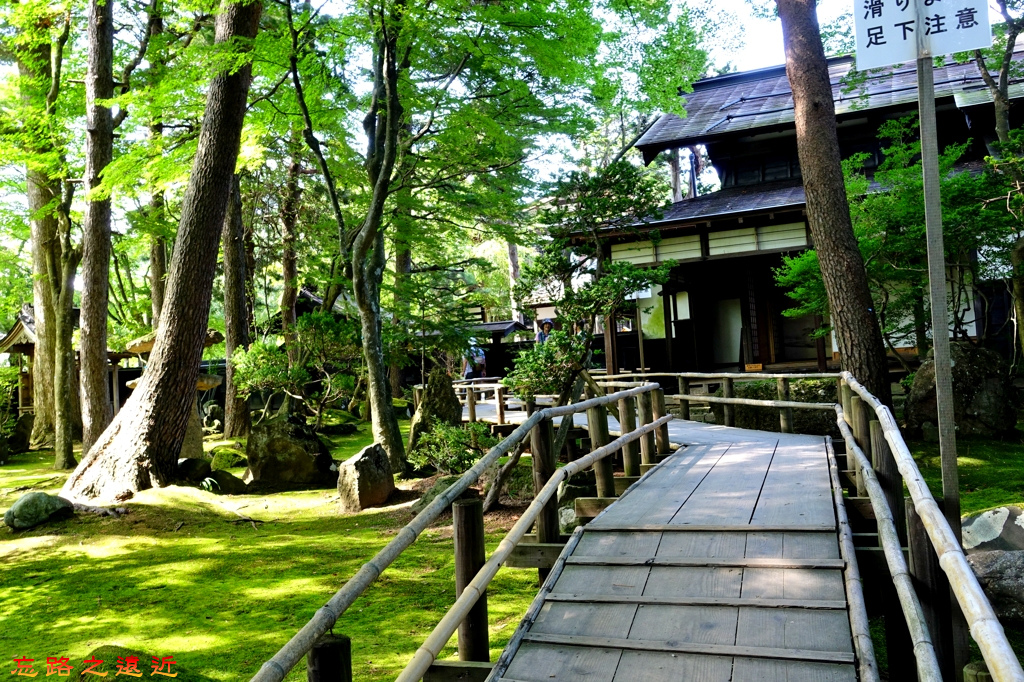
<box><xmin>62</xmin><ymin>0</ymin><xmax>263</xmax><ymax>504</ymax></box>
<box><xmin>79</xmin><ymin>0</ymin><xmax>116</xmax><ymax>453</ymax></box>
<box><xmin>777</xmin><ymin>0</ymin><xmax>892</xmax><ymax>405</ymax></box>
<box><xmin>222</xmin><ymin>175</ymin><xmax>251</xmax><ymax>439</ymax></box>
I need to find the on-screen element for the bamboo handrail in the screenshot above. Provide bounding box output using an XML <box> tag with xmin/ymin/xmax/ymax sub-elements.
<box><xmin>841</xmin><ymin>372</ymin><xmax>1024</xmax><ymax>682</ymax></box>
<box><xmin>835</xmin><ymin>404</ymin><xmax>942</xmax><ymax>680</ymax></box>
<box><xmin>671</xmin><ymin>393</ymin><xmax>836</xmax><ymax>410</ymax></box>
<box><xmin>601</xmin><ymin>371</ymin><xmax>840</xmax><ymax>381</ymax></box>
<box><xmin>250</xmin><ymin>384</ymin><xmax>662</xmax><ymax>682</ymax></box>
<box><xmin>824</xmin><ymin>434</ymin><xmax>880</xmax><ymax>682</ymax></box>
<box><xmin>394</xmin><ymin>415</ymin><xmax>676</xmax><ymax>682</ymax></box>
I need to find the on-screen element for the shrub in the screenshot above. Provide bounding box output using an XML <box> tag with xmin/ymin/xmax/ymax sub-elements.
<box><xmin>409</xmin><ymin>422</ymin><xmax>498</xmax><ymax>475</ymax></box>
<box><xmin>0</xmin><ymin>366</ymin><xmax>19</xmax><ymax>437</ymax></box>
<box><xmin>709</xmin><ymin>378</ymin><xmax>840</xmax><ymax>438</ymax></box>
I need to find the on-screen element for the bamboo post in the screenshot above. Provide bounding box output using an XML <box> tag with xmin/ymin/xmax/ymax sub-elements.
<box><xmin>841</xmin><ymin>381</ymin><xmax>853</xmax><ymax>426</ymax></box>
<box><xmin>530</xmin><ymin>418</ymin><xmax>559</xmax><ymax>580</ymax></box>
<box><xmin>871</xmin><ymin>419</ymin><xmax>906</xmax><ymax>545</ymax></box>
<box><xmin>466</xmin><ymin>385</ymin><xmax>476</xmax><ymax>423</ymax></box>
<box><xmin>652</xmin><ymin>388</ymin><xmax>671</xmax><ymax>456</ymax></box>
<box><xmin>722</xmin><ymin>378</ymin><xmax>735</xmax><ymax>427</ymax></box>
<box><xmin>586</xmin><ymin>402</ymin><xmax>615</xmax><ymax>498</ymax></box>
<box><xmin>849</xmin><ymin>395</ymin><xmax>868</xmax><ymax>497</ymax></box>
<box><xmin>777</xmin><ymin>378</ymin><xmax>793</xmax><ymax>434</ymax></box>
<box><xmin>306</xmin><ymin>634</ymin><xmax>352</xmax><ymax>682</ymax></box>
<box><xmin>677</xmin><ymin>376</ymin><xmax>690</xmax><ymax>421</ymax></box>
<box><xmin>496</xmin><ymin>386</ymin><xmax>506</xmax><ymax>425</ymax></box>
<box><xmin>908</xmin><ymin>501</ymin><xmax>961</xmax><ymax>682</ymax></box>
<box><xmin>453</xmin><ymin>499</ymin><xmax>489</xmax><ymax>662</ymax></box>
<box><xmin>617</xmin><ymin>396</ymin><xmax>640</xmax><ymax>476</ymax></box>
<box><xmin>637</xmin><ymin>391</ymin><xmax>656</xmax><ymax>465</ymax></box>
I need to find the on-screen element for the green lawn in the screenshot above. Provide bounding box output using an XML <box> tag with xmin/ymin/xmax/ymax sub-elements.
<box><xmin>0</xmin><ymin>420</ymin><xmax>539</xmax><ymax>681</ymax></box>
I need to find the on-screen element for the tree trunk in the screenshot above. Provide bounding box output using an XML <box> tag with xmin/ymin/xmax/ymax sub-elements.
<box><xmin>150</xmin><ymin>196</ymin><xmax>167</xmax><ymax>329</ymax></box>
<box><xmin>222</xmin><ymin>175</ymin><xmax>251</xmax><ymax>439</ymax></box>
<box><xmin>280</xmin><ymin>141</ymin><xmax>301</xmax><ymax>368</ymax></box>
<box><xmin>79</xmin><ymin>0</ymin><xmax>116</xmax><ymax>453</ymax></box>
<box><xmin>389</xmin><ymin>190</ymin><xmax>414</xmax><ymax>397</ymax></box>
<box><xmin>508</xmin><ymin>240</ymin><xmax>521</xmax><ymax>322</ymax></box>
<box><xmin>50</xmin><ymin>225</ymin><xmax>79</xmax><ymax>470</ymax></box>
<box><xmin>62</xmin><ymin>0</ymin><xmax>263</xmax><ymax>504</ymax></box>
<box><xmin>777</xmin><ymin>0</ymin><xmax>892</xmax><ymax>406</ymax></box>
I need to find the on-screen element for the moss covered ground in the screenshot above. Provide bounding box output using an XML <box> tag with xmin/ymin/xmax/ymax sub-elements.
<box><xmin>0</xmin><ymin>419</ymin><xmax>540</xmax><ymax>680</ymax></box>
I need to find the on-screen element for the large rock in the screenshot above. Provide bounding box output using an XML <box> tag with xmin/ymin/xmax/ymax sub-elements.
<box><xmin>7</xmin><ymin>413</ymin><xmax>32</xmax><ymax>455</ymax></box>
<box><xmin>178</xmin><ymin>458</ymin><xmax>212</xmax><ymax>482</ymax></box>
<box><xmin>3</xmin><ymin>492</ymin><xmax>74</xmax><ymax>530</ymax></box>
<box><xmin>337</xmin><ymin>443</ymin><xmax>395</xmax><ymax>512</ymax></box>
<box><xmin>206</xmin><ymin>469</ymin><xmax>248</xmax><ymax>495</ymax></box>
<box><xmin>408</xmin><ymin>368</ymin><xmax>463</xmax><ymax>455</ymax></box>
<box><xmin>963</xmin><ymin>506</ymin><xmax>1024</xmax><ymax>553</ymax></box>
<box><xmin>905</xmin><ymin>344</ymin><xmax>1018</xmax><ymax>437</ymax></box>
<box><xmin>967</xmin><ymin>550</ymin><xmax>1024</xmax><ymax>624</ymax></box>
<box><xmin>210</xmin><ymin>446</ymin><xmax>247</xmax><ymax>471</ymax></box>
<box><xmin>246</xmin><ymin>414</ymin><xmax>335</xmax><ymax>486</ymax></box>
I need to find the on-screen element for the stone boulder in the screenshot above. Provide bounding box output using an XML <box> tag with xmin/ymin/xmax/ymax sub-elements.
<box><xmin>178</xmin><ymin>458</ymin><xmax>212</xmax><ymax>482</ymax></box>
<box><xmin>245</xmin><ymin>414</ymin><xmax>335</xmax><ymax>486</ymax></box>
<box><xmin>7</xmin><ymin>413</ymin><xmax>33</xmax><ymax>455</ymax></box>
<box><xmin>210</xmin><ymin>446</ymin><xmax>247</xmax><ymax>471</ymax></box>
<box><xmin>318</xmin><ymin>421</ymin><xmax>358</xmax><ymax>437</ymax></box>
<box><xmin>206</xmin><ymin>469</ymin><xmax>248</xmax><ymax>495</ymax></box>
<box><xmin>905</xmin><ymin>344</ymin><xmax>1018</xmax><ymax>437</ymax></box>
<box><xmin>203</xmin><ymin>403</ymin><xmax>224</xmax><ymax>429</ymax></box>
<box><xmin>408</xmin><ymin>368</ymin><xmax>463</xmax><ymax>455</ymax></box>
<box><xmin>337</xmin><ymin>443</ymin><xmax>395</xmax><ymax>512</ymax></box>
<box><xmin>963</xmin><ymin>506</ymin><xmax>1024</xmax><ymax>553</ymax></box>
<box><xmin>3</xmin><ymin>492</ymin><xmax>74</xmax><ymax>530</ymax></box>
<box><xmin>967</xmin><ymin>550</ymin><xmax>1024</xmax><ymax>624</ymax></box>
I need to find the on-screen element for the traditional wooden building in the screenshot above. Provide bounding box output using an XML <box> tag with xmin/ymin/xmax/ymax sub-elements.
<box><xmin>602</xmin><ymin>53</ymin><xmax>1024</xmax><ymax>373</ymax></box>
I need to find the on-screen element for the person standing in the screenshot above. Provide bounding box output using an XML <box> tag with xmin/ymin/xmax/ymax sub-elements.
<box><xmin>536</xmin><ymin>318</ymin><xmax>554</xmax><ymax>344</ymax></box>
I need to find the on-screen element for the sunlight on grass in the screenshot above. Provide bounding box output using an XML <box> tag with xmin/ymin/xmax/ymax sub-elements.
<box><xmin>1</xmin><ymin>419</ymin><xmax>540</xmax><ymax>681</ymax></box>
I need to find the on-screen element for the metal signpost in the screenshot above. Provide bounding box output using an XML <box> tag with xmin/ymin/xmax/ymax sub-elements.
<box><xmin>855</xmin><ymin>0</ymin><xmax>991</xmax><ymax>540</ymax></box>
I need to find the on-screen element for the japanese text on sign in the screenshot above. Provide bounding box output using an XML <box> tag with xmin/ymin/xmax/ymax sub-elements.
<box><xmin>854</xmin><ymin>0</ymin><xmax>991</xmax><ymax>69</ymax></box>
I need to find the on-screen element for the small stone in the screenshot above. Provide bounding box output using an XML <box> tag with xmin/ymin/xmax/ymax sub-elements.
<box><xmin>337</xmin><ymin>443</ymin><xmax>395</xmax><ymax>513</ymax></box>
<box><xmin>3</xmin><ymin>492</ymin><xmax>74</xmax><ymax>530</ymax></box>
<box><xmin>178</xmin><ymin>458</ymin><xmax>212</xmax><ymax>482</ymax></box>
<box><xmin>559</xmin><ymin>506</ymin><xmax>579</xmax><ymax>534</ymax></box>
<box><xmin>205</xmin><ymin>469</ymin><xmax>248</xmax><ymax>495</ymax></box>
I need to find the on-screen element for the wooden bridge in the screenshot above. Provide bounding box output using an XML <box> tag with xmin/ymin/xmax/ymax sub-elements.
<box><xmin>253</xmin><ymin>375</ymin><xmax>1024</xmax><ymax>682</ymax></box>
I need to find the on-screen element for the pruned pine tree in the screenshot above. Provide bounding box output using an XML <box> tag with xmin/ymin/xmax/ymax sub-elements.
<box><xmin>63</xmin><ymin>0</ymin><xmax>263</xmax><ymax>504</ymax></box>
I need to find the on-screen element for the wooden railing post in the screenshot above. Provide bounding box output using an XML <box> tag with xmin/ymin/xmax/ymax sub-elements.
<box><xmin>453</xmin><ymin>498</ymin><xmax>489</xmax><ymax>662</ymax></box>
<box><xmin>413</xmin><ymin>386</ymin><xmax>424</xmax><ymax>413</ymax></box>
<box><xmin>530</xmin><ymin>418</ymin><xmax>559</xmax><ymax>582</ymax></box>
<box><xmin>652</xmin><ymin>388</ymin><xmax>671</xmax><ymax>456</ymax></box>
<box><xmin>617</xmin><ymin>396</ymin><xmax>640</xmax><ymax>477</ymax></box>
<box><xmin>849</xmin><ymin>395</ymin><xmax>869</xmax><ymax>497</ymax></box>
<box><xmin>306</xmin><ymin>634</ymin><xmax>352</xmax><ymax>682</ymax></box>
<box><xmin>585</xmin><ymin>402</ymin><xmax>615</xmax><ymax>498</ymax></box>
<box><xmin>840</xmin><ymin>380</ymin><xmax>853</xmax><ymax>426</ymax></box>
<box><xmin>907</xmin><ymin>500</ymin><xmax>964</xmax><ymax>682</ymax></box>
<box><xmin>466</xmin><ymin>386</ymin><xmax>476</xmax><ymax>423</ymax></box>
<box><xmin>637</xmin><ymin>391</ymin><xmax>656</xmax><ymax>465</ymax></box>
<box><xmin>871</xmin><ymin>419</ymin><xmax>906</xmax><ymax>544</ymax></box>
<box><xmin>777</xmin><ymin>378</ymin><xmax>793</xmax><ymax>434</ymax></box>
<box><xmin>677</xmin><ymin>376</ymin><xmax>691</xmax><ymax>421</ymax></box>
<box><xmin>496</xmin><ymin>386</ymin><xmax>506</xmax><ymax>425</ymax></box>
<box><xmin>722</xmin><ymin>378</ymin><xmax>735</xmax><ymax>427</ymax></box>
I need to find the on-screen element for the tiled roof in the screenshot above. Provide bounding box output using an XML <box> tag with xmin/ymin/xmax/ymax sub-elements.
<box><xmin>637</xmin><ymin>52</ymin><xmax>1024</xmax><ymax>156</ymax></box>
<box><xmin>643</xmin><ymin>179</ymin><xmax>806</xmax><ymax>228</ymax></box>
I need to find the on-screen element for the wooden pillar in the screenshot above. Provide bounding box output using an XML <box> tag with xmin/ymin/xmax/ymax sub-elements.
<box><xmin>777</xmin><ymin>377</ymin><xmax>793</xmax><ymax>434</ymax></box>
<box><xmin>840</xmin><ymin>382</ymin><xmax>853</xmax><ymax>426</ymax></box>
<box><xmin>586</xmin><ymin>402</ymin><xmax>615</xmax><ymax>497</ymax></box>
<box><xmin>871</xmin><ymin>420</ymin><xmax>906</xmax><ymax>544</ymax></box>
<box><xmin>617</xmin><ymin>396</ymin><xmax>640</xmax><ymax>476</ymax></box>
<box><xmin>651</xmin><ymin>389</ymin><xmax>670</xmax><ymax>455</ymax></box>
<box><xmin>466</xmin><ymin>385</ymin><xmax>476</xmax><ymax>423</ymax></box>
<box><xmin>849</xmin><ymin>395</ymin><xmax>869</xmax><ymax>498</ymax></box>
<box><xmin>677</xmin><ymin>376</ymin><xmax>690</xmax><ymax>421</ymax></box>
<box><xmin>908</xmin><ymin>501</ymin><xmax>969</xmax><ymax>682</ymax></box>
<box><xmin>306</xmin><ymin>633</ymin><xmax>352</xmax><ymax>682</ymax></box>
<box><xmin>111</xmin><ymin>362</ymin><xmax>120</xmax><ymax>416</ymax></box>
<box><xmin>637</xmin><ymin>392</ymin><xmax>656</xmax><ymax>465</ymax></box>
<box><xmin>722</xmin><ymin>378</ymin><xmax>735</xmax><ymax>427</ymax></box>
<box><xmin>496</xmin><ymin>386</ymin><xmax>506</xmax><ymax>425</ymax></box>
<box><xmin>453</xmin><ymin>498</ymin><xmax>490</xmax><ymax>661</ymax></box>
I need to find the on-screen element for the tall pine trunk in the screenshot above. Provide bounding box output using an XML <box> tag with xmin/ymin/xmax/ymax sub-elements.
<box><xmin>49</xmin><ymin>216</ymin><xmax>79</xmax><ymax>470</ymax></box>
<box><xmin>62</xmin><ymin>0</ymin><xmax>263</xmax><ymax>504</ymax></box>
<box><xmin>777</xmin><ymin>0</ymin><xmax>892</xmax><ymax>405</ymax></box>
<box><xmin>279</xmin><ymin>143</ymin><xmax>301</xmax><ymax>368</ymax></box>
<box><xmin>222</xmin><ymin>175</ymin><xmax>250</xmax><ymax>438</ymax></box>
<box><xmin>80</xmin><ymin>0</ymin><xmax>115</xmax><ymax>453</ymax></box>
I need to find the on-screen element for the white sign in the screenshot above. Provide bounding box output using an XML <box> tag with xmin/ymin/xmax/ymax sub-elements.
<box><xmin>854</xmin><ymin>0</ymin><xmax>991</xmax><ymax>70</ymax></box>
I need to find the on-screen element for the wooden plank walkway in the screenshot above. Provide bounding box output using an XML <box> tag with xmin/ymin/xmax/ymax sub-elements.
<box><xmin>487</xmin><ymin>424</ymin><xmax>857</xmax><ymax>682</ymax></box>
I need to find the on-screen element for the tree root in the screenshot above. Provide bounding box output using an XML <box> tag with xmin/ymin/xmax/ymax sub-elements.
<box><xmin>72</xmin><ymin>503</ymin><xmax>129</xmax><ymax>518</ymax></box>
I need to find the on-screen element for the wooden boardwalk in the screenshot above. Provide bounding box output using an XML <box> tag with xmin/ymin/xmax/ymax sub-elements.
<box><xmin>487</xmin><ymin>427</ymin><xmax>857</xmax><ymax>682</ymax></box>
